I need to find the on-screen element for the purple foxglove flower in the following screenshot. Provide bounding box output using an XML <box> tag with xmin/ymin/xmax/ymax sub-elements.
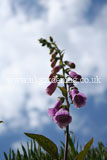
<box><xmin>71</xmin><ymin>89</ymin><xmax>79</xmax><ymax>99</ymax></box>
<box><xmin>69</xmin><ymin>71</ymin><xmax>82</xmax><ymax>82</ymax></box>
<box><xmin>53</xmin><ymin>108</ymin><xmax>72</xmax><ymax>128</ymax></box>
<box><xmin>48</xmin><ymin>99</ymin><xmax>63</xmax><ymax>117</ymax></box>
<box><xmin>51</xmin><ymin>65</ymin><xmax>61</xmax><ymax>74</ymax></box>
<box><xmin>46</xmin><ymin>81</ymin><xmax>57</xmax><ymax>96</ymax></box>
<box><xmin>71</xmin><ymin>89</ymin><xmax>87</xmax><ymax>108</ymax></box>
<box><xmin>69</xmin><ymin>86</ymin><xmax>78</xmax><ymax>99</ymax></box>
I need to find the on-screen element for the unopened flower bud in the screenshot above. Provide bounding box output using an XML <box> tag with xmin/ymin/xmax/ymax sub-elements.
<box><xmin>69</xmin><ymin>71</ymin><xmax>82</xmax><ymax>82</ymax></box>
<box><xmin>51</xmin><ymin>60</ymin><xmax>57</xmax><ymax>68</ymax></box>
<box><xmin>50</xmin><ymin>53</ymin><xmax>57</xmax><ymax>62</ymax></box>
<box><xmin>46</xmin><ymin>81</ymin><xmax>57</xmax><ymax>96</ymax></box>
<box><xmin>51</xmin><ymin>65</ymin><xmax>61</xmax><ymax>74</ymax></box>
<box><xmin>49</xmin><ymin>73</ymin><xmax>56</xmax><ymax>82</ymax></box>
<box><xmin>52</xmin><ymin>53</ymin><xmax>57</xmax><ymax>59</ymax></box>
<box><xmin>65</xmin><ymin>61</ymin><xmax>75</xmax><ymax>68</ymax></box>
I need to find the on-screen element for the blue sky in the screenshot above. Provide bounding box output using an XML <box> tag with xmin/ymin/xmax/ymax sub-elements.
<box><xmin>0</xmin><ymin>0</ymin><xmax>107</xmax><ymax>159</ymax></box>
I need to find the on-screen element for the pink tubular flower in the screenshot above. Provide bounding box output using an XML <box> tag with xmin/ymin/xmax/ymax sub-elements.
<box><xmin>53</xmin><ymin>108</ymin><xmax>72</xmax><ymax>128</ymax></box>
<box><xmin>48</xmin><ymin>99</ymin><xmax>63</xmax><ymax>117</ymax></box>
<box><xmin>71</xmin><ymin>89</ymin><xmax>79</xmax><ymax>98</ymax></box>
<box><xmin>46</xmin><ymin>81</ymin><xmax>57</xmax><ymax>96</ymax></box>
<box><xmin>69</xmin><ymin>71</ymin><xmax>82</xmax><ymax>82</ymax></box>
<box><xmin>71</xmin><ymin>89</ymin><xmax>87</xmax><ymax>108</ymax></box>
<box><xmin>51</xmin><ymin>65</ymin><xmax>61</xmax><ymax>74</ymax></box>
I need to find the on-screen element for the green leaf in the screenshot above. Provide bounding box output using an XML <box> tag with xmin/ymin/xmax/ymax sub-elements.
<box><xmin>21</xmin><ymin>145</ymin><xmax>27</xmax><ymax>158</ymax></box>
<box><xmin>25</xmin><ymin>133</ymin><xmax>58</xmax><ymax>159</ymax></box>
<box><xmin>68</xmin><ymin>136</ymin><xmax>77</xmax><ymax>157</ymax></box>
<box><xmin>60</xmin><ymin>105</ymin><xmax>68</xmax><ymax>109</ymax></box>
<box><xmin>4</xmin><ymin>152</ymin><xmax>8</xmax><ymax>160</ymax></box>
<box><xmin>16</xmin><ymin>149</ymin><xmax>21</xmax><ymax>159</ymax></box>
<box><xmin>75</xmin><ymin>137</ymin><xmax>94</xmax><ymax>160</ymax></box>
<box><xmin>12</xmin><ymin>150</ymin><xmax>15</xmax><ymax>160</ymax></box>
<box><xmin>58</xmin><ymin>86</ymin><xmax>67</xmax><ymax>97</ymax></box>
<box><xmin>9</xmin><ymin>148</ymin><xmax>11</xmax><ymax>160</ymax></box>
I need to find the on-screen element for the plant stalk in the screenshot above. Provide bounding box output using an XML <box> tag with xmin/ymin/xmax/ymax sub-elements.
<box><xmin>54</xmin><ymin>43</ymin><xmax>70</xmax><ymax>160</ymax></box>
<box><xmin>59</xmin><ymin>49</ymin><xmax>70</xmax><ymax>160</ymax></box>
<box><xmin>64</xmin><ymin>125</ymin><xmax>69</xmax><ymax>160</ymax></box>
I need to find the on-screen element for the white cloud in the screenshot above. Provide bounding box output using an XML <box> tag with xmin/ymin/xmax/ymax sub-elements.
<box><xmin>0</xmin><ymin>0</ymin><xmax>107</xmax><ymax>136</ymax></box>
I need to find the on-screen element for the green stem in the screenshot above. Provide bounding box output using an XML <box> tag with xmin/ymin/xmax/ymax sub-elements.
<box><xmin>62</xmin><ymin>65</ymin><xmax>70</xmax><ymax>160</ymax></box>
<box><xmin>53</xmin><ymin>42</ymin><xmax>70</xmax><ymax>160</ymax></box>
<box><xmin>58</xmin><ymin>50</ymin><xmax>70</xmax><ymax>160</ymax></box>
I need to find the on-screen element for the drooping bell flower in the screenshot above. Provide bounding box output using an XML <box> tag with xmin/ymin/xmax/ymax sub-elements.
<box><xmin>70</xmin><ymin>88</ymin><xmax>79</xmax><ymax>98</ymax></box>
<box><xmin>51</xmin><ymin>65</ymin><xmax>61</xmax><ymax>74</ymax></box>
<box><xmin>65</xmin><ymin>61</ymin><xmax>75</xmax><ymax>68</ymax></box>
<box><xmin>46</xmin><ymin>81</ymin><xmax>57</xmax><ymax>96</ymax></box>
<box><xmin>53</xmin><ymin>108</ymin><xmax>72</xmax><ymax>128</ymax></box>
<box><xmin>71</xmin><ymin>89</ymin><xmax>87</xmax><ymax>108</ymax></box>
<box><xmin>69</xmin><ymin>71</ymin><xmax>82</xmax><ymax>82</ymax></box>
<box><xmin>48</xmin><ymin>98</ymin><xmax>64</xmax><ymax>117</ymax></box>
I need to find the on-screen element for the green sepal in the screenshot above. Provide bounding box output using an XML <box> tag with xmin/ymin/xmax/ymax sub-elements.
<box><xmin>57</xmin><ymin>74</ymin><xmax>64</xmax><ymax>78</ymax></box>
<box><xmin>60</xmin><ymin>105</ymin><xmax>68</xmax><ymax>109</ymax></box>
<box><xmin>65</xmin><ymin>68</ymin><xmax>70</xmax><ymax>74</ymax></box>
<box><xmin>58</xmin><ymin>97</ymin><xmax>65</xmax><ymax>103</ymax></box>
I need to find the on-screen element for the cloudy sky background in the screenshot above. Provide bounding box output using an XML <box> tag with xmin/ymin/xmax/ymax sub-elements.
<box><xmin>0</xmin><ymin>0</ymin><xmax>107</xmax><ymax>158</ymax></box>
